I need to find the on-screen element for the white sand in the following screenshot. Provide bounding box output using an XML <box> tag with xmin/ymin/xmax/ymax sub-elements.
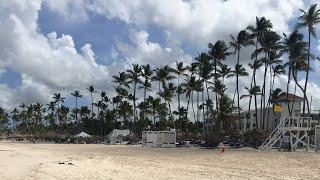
<box><xmin>1</xmin><ymin>142</ymin><xmax>320</xmax><ymax>180</ymax></box>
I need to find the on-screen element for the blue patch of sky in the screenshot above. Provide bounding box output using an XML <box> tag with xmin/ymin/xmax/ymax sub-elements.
<box><xmin>38</xmin><ymin>5</ymin><xmax>131</xmax><ymax>66</ymax></box>
<box><xmin>0</xmin><ymin>68</ymin><xmax>21</xmax><ymax>89</ymax></box>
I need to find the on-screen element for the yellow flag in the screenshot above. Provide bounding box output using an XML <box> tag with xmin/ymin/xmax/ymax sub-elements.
<box><xmin>274</xmin><ymin>104</ymin><xmax>282</xmax><ymax>112</ymax></box>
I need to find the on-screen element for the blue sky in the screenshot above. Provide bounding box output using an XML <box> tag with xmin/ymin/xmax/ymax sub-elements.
<box><xmin>0</xmin><ymin>0</ymin><xmax>319</xmax><ymax>111</ymax></box>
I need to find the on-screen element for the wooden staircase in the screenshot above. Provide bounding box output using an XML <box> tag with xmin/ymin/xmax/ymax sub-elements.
<box><xmin>259</xmin><ymin>117</ymin><xmax>289</xmax><ymax>151</ymax></box>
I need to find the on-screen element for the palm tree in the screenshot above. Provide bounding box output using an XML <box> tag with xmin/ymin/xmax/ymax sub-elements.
<box><xmin>71</xmin><ymin>90</ymin><xmax>83</xmax><ymax>124</ymax></box>
<box><xmin>11</xmin><ymin>108</ymin><xmax>19</xmax><ymax>131</ymax></box>
<box><xmin>229</xmin><ymin>64</ymin><xmax>249</xmax><ymax>126</ymax></box>
<box><xmin>127</xmin><ymin>64</ymin><xmax>142</xmax><ymax>121</ymax></box>
<box><xmin>265</xmin><ymin>52</ymin><xmax>282</xmax><ymax>121</ymax></box>
<box><xmin>0</xmin><ymin>108</ymin><xmax>9</xmax><ymax>131</ymax></box>
<box><xmin>159</xmin><ymin>83</ymin><xmax>176</xmax><ymax>127</ymax></box>
<box><xmin>182</xmin><ymin>76</ymin><xmax>202</xmax><ymax>122</ymax></box>
<box><xmin>53</xmin><ymin>93</ymin><xmax>65</xmax><ymax>123</ymax></box>
<box><xmin>230</xmin><ymin>30</ymin><xmax>254</xmax><ymax>123</ymax></box>
<box><xmin>247</xmin><ymin>17</ymin><xmax>272</xmax><ymax>129</ymax></box>
<box><xmin>209</xmin><ymin>40</ymin><xmax>232</xmax><ymax>112</ymax></box>
<box><xmin>112</xmin><ymin>72</ymin><xmax>130</xmax><ymax>89</ymax></box>
<box><xmin>140</xmin><ymin>64</ymin><xmax>153</xmax><ymax>121</ymax></box>
<box><xmin>172</xmin><ymin>61</ymin><xmax>188</xmax><ymax>114</ymax></box>
<box><xmin>87</xmin><ymin>85</ymin><xmax>96</xmax><ymax>117</ymax></box>
<box><xmin>218</xmin><ymin>64</ymin><xmax>232</xmax><ymax>84</ymax></box>
<box><xmin>252</xmin><ymin>30</ymin><xmax>282</xmax><ymax>129</ymax></box>
<box><xmin>147</xmin><ymin>96</ymin><xmax>161</xmax><ymax>127</ymax></box>
<box><xmin>47</xmin><ymin>101</ymin><xmax>56</xmax><ymax>127</ymax></box>
<box><xmin>240</xmin><ymin>86</ymin><xmax>262</xmax><ymax>128</ymax></box>
<box><xmin>118</xmin><ymin>101</ymin><xmax>133</xmax><ymax>128</ymax></box>
<box><xmin>248</xmin><ymin>60</ymin><xmax>263</xmax><ymax>127</ymax></box>
<box><xmin>296</xmin><ymin>4</ymin><xmax>320</xmax><ymax>115</ymax></box>
<box><xmin>152</xmin><ymin>65</ymin><xmax>175</xmax><ymax>100</ymax></box>
<box><xmin>195</xmin><ymin>53</ymin><xmax>213</xmax><ymax>122</ymax></box>
<box><xmin>217</xmin><ymin>95</ymin><xmax>236</xmax><ymax>132</ymax></box>
<box><xmin>283</xmin><ymin>30</ymin><xmax>309</xmax><ymax>116</ymax></box>
<box><xmin>53</xmin><ymin>93</ymin><xmax>65</xmax><ymax>108</ymax></box>
<box><xmin>173</xmin><ymin>107</ymin><xmax>188</xmax><ymax>132</ymax></box>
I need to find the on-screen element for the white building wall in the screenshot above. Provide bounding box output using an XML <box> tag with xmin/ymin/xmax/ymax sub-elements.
<box><xmin>240</xmin><ymin>100</ymin><xmax>302</xmax><ymax>132</ymax></box>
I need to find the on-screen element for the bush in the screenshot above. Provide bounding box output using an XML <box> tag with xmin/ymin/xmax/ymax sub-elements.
<box><xmin>243</xmin><ymin>130</ymin><xmax>267</xmax><ymax>148</ymax></box>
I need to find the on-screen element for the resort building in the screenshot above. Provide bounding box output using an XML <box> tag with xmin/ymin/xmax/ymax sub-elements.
<box><xmin>239</xmin><ymin>93</ymin><xmax>304</xmax><ymax>132</ymax></box>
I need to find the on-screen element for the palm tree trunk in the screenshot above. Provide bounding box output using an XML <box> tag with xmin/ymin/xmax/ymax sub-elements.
<box><xmin>143</xmin><ymin>86</ymin><xmax>147</xmax><ymax>121</ymax></box>
<box><xmin>205</xmin><ymin>81</ymin><xmax>210</xmax><ymax>121</ymax></box>
<box><xmin>205</xmin><ymin>81</ymin><xmax>210</xmax><ymax>101</ymax></box>
<box><xmin>90</xmin><ymin>93</ymin><xmax>94</xmax><ymax>116</ymax></box>
<box><xmin>177</xmin><ymin>75</ymin><xmax>181</xmax><ymax>121</ymax></box>
<box><xmin>196</xmin><ymin>94</ymin><xmax>200</xmax><ymax>123</ymax></box>
<box><xmin>133</xmin><ymin>82</ymin><xmax>137</xmax><ymax>121</ymax></box>
<box><xmin>75</xmin><ymin>97</ymin><xmax>78</xmax><ymax>124</ymax></box>
<box><xmin>253</xmin><ymin>37</ymin><xmax>259</xmax><ymax>130</ymax></box>
<box><xmin>186</xmin><ymin>94</ymin><xmax>191</xmax><ymax>121</ymax></box>
<box><xmin>191</xmin><ymin>91</ymin><xmax>196</xmax><ymax>123</ymax></box>
<box><xmin>202</xmin><ymin>90</ymin><xmax>205</xmax><ymax>133</ymax></box>
<box><xmin>303</xmin><ymin>30</ymin><xmax>311</xmax><ymax>115</ymax></box>
<box><xmin>287</xmin><ymin>65</ymin><xmax>292</xmax><ymax>117</ymax></box>
<box><xmin>214</xmin><ymin>60</ymin><xmax>219</xmax><ymax>115</ymax></box>
<box><xmin>266</xmin><ymin>66</ymin><xmax>273</xmax><ymax>130</ymax></box>
<box><xmin>158</xmin><ymin>82</ymin><xmax>161</xmax><ymax>100</ymax></box>
<box><xmin>90</xmin><ymin>93</ymin><xmax>94</xmax><ymax>132</ymax></box>
<box><xmin>261</xmin><ymin>53</ymin><xmax>268</xmax><ymax>129</ymax></box>
<box><xmin>293</xmin><ymin>70</ymin><xmax>309</xmax><ymax>115</ymax></box>
<box><xmin>236</xmin><ymin>49</ymin><xmax>241</xmax><ymax>129</ymax></box>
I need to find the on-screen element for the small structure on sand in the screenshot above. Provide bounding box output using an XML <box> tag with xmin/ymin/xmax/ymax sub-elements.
<box><xmin>142</xmin><ymin>131</ymin><xmax>176</xmax><ymax>148</ymax></box>
<box><xmin>74</xmin><ymin>131</ymin><xmax>91</xmax><ymax>138</ymax></box>
<box><xmin>260</xmin><ymin>116</ymin><xmax>312</xmax><ymax>151</ymax></box>
<box><xmin>106</xmin><ymin>129</ymin><xmax>130</xmax><ymax>143</ymax></box>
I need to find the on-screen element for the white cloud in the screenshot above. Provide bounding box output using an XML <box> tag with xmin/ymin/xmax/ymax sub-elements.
<box><xmin>114</xmin><ymin>29</ymin><xmax>193</xmax><ymax>68</ymax></box>
<box><xmin>82</xmin><ymin>0</ymin><xmax>304</xmax><ymax>48</ymax></box>
<box><xmin>0</xmin><ymin>0</ymin><xmax>110</xmax><ymax>110</ymax></box>
<box><xmin>44</xmin><ymin>0</ymin><xmax>89</xmax><ymax>22</ymax></box>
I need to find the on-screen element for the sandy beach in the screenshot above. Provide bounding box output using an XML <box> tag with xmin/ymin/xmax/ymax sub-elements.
<box><xmin>1</xmin><ymin>142</ymin><xmax>320</xmax><ymax>180</ymax></box>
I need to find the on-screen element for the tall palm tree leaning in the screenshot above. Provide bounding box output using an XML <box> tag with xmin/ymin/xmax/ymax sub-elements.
<box><xmin>87</xmin><ymin>85</ymin><xmax>96</xmax><ymax>118</ymax></box>
<box><xmin>247</xmin><ymin>16</ymin><xmax>272</xmax><ymax>129</ymax></box>
<box><xmin>283</xmin><ymin>30</ymin><xmax>310</xmax><ymax>116</ymax></box>
<box><xmin>71</xmin><ymin>90</ymin><xmax>83</xmax><ymax>124</ymax></box>
<box><xmin>296</xmin><ymin>4</ymin><xmax>320</xmax><ymax>115</ymax></box>
<box><xmin>252</xmin><ymin>30</ymin><xmax>281</xmax><ymax>129</ymax></box>
<box><xmin>230</xmin><ymin>30</ymin><xmax>254</xmax><ymax>125</ymax></box>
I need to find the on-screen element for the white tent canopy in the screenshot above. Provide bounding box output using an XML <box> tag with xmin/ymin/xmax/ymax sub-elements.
<box><xmin>74</xmin><ymin>131</ymin><xmax>91</xmax><ymax>138</ymax></box>
<box><xmin>107</xmin><ymin>129</ymin><xmax>130</xmax><ymax>143</ymax></box>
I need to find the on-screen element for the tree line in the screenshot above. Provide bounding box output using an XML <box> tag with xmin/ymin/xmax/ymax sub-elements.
<box><xmin>0</xmin><ymin>4</ymin><xmax>319</xmax><ymax>137</ymax></box>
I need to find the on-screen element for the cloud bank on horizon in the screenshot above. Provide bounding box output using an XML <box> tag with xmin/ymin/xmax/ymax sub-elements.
<box><xmin>0</xmin><ymin>0</ymin><xmax>319</xmax><ymax>112</ymax></box>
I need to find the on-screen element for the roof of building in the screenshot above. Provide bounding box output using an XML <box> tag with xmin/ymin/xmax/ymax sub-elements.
<box><xmin>276</xmin><ymin>92</ymin><xmax>304</xmax><ymax>101</ymax></box>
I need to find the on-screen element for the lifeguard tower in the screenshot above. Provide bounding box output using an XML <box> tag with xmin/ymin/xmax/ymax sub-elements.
<box><xmin>260</xmin><ymin>116</ymin><xmax>312</xmax><ymax>151</ymax></box>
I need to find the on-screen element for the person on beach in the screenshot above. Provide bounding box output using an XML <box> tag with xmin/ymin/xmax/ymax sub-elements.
<box><xmin>278</xmin><ymin>135</ymin><xmax>284</xmax><ymax>151</ymax></box>
<box><xmin>283</xmin><ymin>134</ymin><xmax>290</xmax><ymax>151</ymax></box>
